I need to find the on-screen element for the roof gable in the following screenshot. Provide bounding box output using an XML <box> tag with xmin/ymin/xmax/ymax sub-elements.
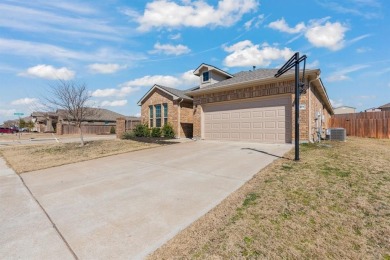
<box><xmin>193</xmin><ymin>63</ymin><xmax>233</xmax><ymax>78</ymax></box>
<box><xmin>137</xmin><ymin>84</ymin><xmax>193</xmax><ymax>105</ymax></box>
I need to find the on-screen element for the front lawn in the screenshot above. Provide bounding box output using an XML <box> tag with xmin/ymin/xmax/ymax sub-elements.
<box><xmin>149</xmin><ymin>137</ymin><xmax>390</xmax><ymax>259</ymax></box>
<box><xmin>0</xmin><ymin>139</ymin><xmax>162</xmax><ymax>173</ymax></box>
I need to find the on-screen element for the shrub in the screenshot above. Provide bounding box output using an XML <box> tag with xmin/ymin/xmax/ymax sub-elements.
<box><xmin>121</xmin><ymin>131</ymin><xmax>135</xmax><ymax>139</ymax></box>
<box><xmin>133</xmin><ymin>124</ymin><xmax>150</xmax><ymax>137</ymax></box>
<box><xmin>110</xmin><ymin>126</ymin><xmax>116</xmax><ymax>134</ymax></box>
<box><xmin>162</xmin><ymin>123</ymin><xmax>175</xmax><ymax>138</ymax></box>
<box><xmin>151</xmin><ymin>127</ymin><xmax>162</xmax><ymax>138</ymax></box>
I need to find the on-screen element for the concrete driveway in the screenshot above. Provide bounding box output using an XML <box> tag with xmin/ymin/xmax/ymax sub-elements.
<box><xmin>3</xmin><ymin>140</ymin><xmax>291</xmax><ymax>259</ymax></box>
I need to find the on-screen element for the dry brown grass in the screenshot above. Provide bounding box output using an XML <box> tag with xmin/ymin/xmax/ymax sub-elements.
<box><xmin>149</xmin><ymin>137</ymin><xmax>390</xmax><ymax>260</ymax></box>
<box><xmin>0</xmin><ymin>132</ymin><xmax>100</xmax><ymax>141</ymax></box>
<box><xmin>0</xmin><ymin>139</ymin><xmax>161</xmax><ymax>173</ymax></box>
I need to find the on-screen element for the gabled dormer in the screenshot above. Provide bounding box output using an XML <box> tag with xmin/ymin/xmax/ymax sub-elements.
<box><xmin>193</xmin><ymin>63</ymin><xmax>233</xmax><ymax>88</ymax></box>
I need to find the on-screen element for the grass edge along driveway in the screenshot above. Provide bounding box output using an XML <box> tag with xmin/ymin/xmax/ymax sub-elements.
<box><xmin>149</xmin><ymin>137</ymin><xmax>390</xmax><ymax>260</ymax></box>
<box><xmin>0</xmin><ymin>139</ymin><xmax>163</xmax><ymax>173</ymax></box>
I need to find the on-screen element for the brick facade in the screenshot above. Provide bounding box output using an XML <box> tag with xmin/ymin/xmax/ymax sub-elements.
<box><xmin>116</xmin><ymin>117</ymin><xmax>126</xmax><ymax>139</ymax></box>
<box><xmin>140</xmin><ymin>76</ymin><xmax>332</xmax><ymax>143</ymax></box>
<box><xmin>140</xmin><ymin>89</ymin><xmax>194</xmax><ymax>138</ymax></box>
<box><xmin>191</xmin><ymin>78</ymin><xmax>331</xmax><ymax>142</ymax></box>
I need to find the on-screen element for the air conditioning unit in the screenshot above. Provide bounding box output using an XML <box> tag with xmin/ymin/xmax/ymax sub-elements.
<box><xmin>326</xmin><ymin>128</ymin><xmax>346</xmax><ymax>141</ymax></box>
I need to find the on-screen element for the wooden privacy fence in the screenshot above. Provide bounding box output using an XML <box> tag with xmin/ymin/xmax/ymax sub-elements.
<box><xmin>125</xmin><ymin>119</ymin><xmax>141</xmax><ymax>131</ymax></box>
<box><xmin>329</xmin><ymin>111</ymin><xmax>390</xmax><ymax>139</ymax></box>
<box><xmin>60</xmin><ymin>124</ymin><xmax>113</xmax><ymax>135</ymax></box>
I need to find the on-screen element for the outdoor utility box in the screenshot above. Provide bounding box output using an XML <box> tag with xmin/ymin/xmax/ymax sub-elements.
<box><xmin>326</xmin><ymin>128</ymin><xmax>346</xmax><ymax>141</ymax></box>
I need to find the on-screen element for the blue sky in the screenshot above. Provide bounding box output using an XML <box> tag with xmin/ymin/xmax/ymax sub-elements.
<box><xmin>1</xmin><ymin>0</ymin><xmax>389</xmax><ymax>123</ymax></box>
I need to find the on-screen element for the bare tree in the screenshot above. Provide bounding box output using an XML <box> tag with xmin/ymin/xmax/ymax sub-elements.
<box><xmin>44</xmin><ymin>80</ymin><xmax>98</xmax><ymax>146</ymax></box>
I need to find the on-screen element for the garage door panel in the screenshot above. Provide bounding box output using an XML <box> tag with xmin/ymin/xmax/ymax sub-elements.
<box><xmin>253</xmin><ymin>122</ymin><xmax>263</xmax><ymax>129</ymax></box>
<box><xmin>264</xmin><ymin>121</ymin><xmax>276</xmax><ymax>129</ymax></box>
<box><xmin>203</xmin><ymin>96</ymin><xmax>291</xmax><ymax>143</ymax></box>
<box><xmin>264</xmin><ymin>110</ymin><xmax>276</xmax><ymax>117</ymax></box>
<box><xmin>212</xmin><ymin>123</ymin><xmax>222</xmax><ymax>130</ymax></box>
<box><xmin>240</xmin><ymin>122</ymin><xmax>251</xmax><ymax>129</ymax></box>
<box><xmin>240</xmin><ymin>112</ymin><xmax>251</xmax><ymax>118</ymax></box>
<box><xmin>252</xmin><ymin>111</ymin><xmax>263</xmax><ymax>118</ymax></box>
<box><xmin>231</xmin><ymin>112</ymin><xmax>240</xmax><ymax>119</ymax></box>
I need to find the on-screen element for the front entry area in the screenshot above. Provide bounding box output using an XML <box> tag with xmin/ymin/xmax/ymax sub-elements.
<box><xmin>202</xmin><ymin>95</ymin><xmax>292</xmax><ymax>143</ymax></box>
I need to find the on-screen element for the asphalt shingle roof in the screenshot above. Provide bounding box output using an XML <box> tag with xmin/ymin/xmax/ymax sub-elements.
<box><xmin>156</xmin><ymin>84</ymin><xmax>193</xmax><ymax>100</ymax></box>
<box><xmin>57</xmin><ymin>108</ymin><xmax>125</xmax><ymax>121</ymax></box>
<box><xmin>193</xmin><ymin>68</ymin><xmax>312</xmax><ymax>92</ymax></box>
<box><xmin>379</xmin><ymin>102</ymin><xmax>390</xmax><ymax>109</ymax></box>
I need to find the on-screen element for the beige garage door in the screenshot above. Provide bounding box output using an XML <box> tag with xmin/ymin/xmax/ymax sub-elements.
<box><xmin>203</xmin><ymin>96</ymin><xmax>291</xmax><ymax>143</ymax></box>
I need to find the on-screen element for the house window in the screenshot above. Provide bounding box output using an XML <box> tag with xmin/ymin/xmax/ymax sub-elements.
<box><xmin>149</xmin><ymin>105</ymin><xmax>153</xmax><ymax>127</ymax></box>
<box><xmin>202</xmin><ymin>71</ymin><xmax>210</xmax><ymax>82</ymax></box>
<box><xmin>155</xmin><ymin>104</ymin><xmax>161</xmax><ymax>127</ymax></box>
<box><xmin>163</xmin><ymin>103</ymin><xmax>168</xmax><ymax>125</ymax></box>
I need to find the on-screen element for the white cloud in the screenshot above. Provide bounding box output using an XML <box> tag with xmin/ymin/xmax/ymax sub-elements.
<box><xmin>317</xmin><ymin>1</ymin><xmax>382</xmax><ymax>19</ymax></box>
<box><xmin>101</xmin><ymin>100</ymin><xmax>128</xmax><ymax>107</ymax></box>
<box><xmin>19</xmin><ymin>64</ymin><xmax>75</xmax><ymax>80</ymax></box>
<box><xmin>11</xmin><ymin>98</ymin><xmax>38</xmax><ymax>106</ymax></box>
<box><xmin>356</xmin><ymin>47</ymin><xmax>372</xmax><ymax>53</ymax></box>
<box><xmin>223</xmin><ymin>40</ymin><xmax>294</xmax><ymax>67</ymax></box>
<box><xmin>0</xmin><ymin>109</ymin><xmax>16</xmax><ymax>117</ymax></box>
<box><xmin>0</xmin><ymin>38</ymin><xmax>145</xmax><ymax>63</ymax></box>
<box><xmin>244</xmin><ymin>14</ymin><xmax>265</xmax><ymax>30</ymax></box>
<box><xmin>305</xmin><ymin>21</ymin><xmax>348</xmax><ymax>51</ymax></box>
<box><xmin>92</xmin><ymin>87</ymin><xmax>140</xmax><ymax>98</ymax></box>
<box><xmin>169</xmin><ymin>33</ymin><xmax>181</xmax><ymax>40</ymax></box>
<box><xmin>149</xmin><ymin>43</ymin><xmax>191</xmax><ymax>56</ymax></box>
<box><xmin>326</xmin><ymin>74</ymin><xmax>350</xmax><ymax>82</ymax></box>
<box><xmin>121</xmin><ymin>75</ymin><xmax>181</xmax><ymax>88</ymax></box>
<box><xmin>92</xmin><ymin>69</ymin><xmax>199</xmax><ymax>98</ymax></box>
<box><xmin>0</xmin><ymin>3</ymin><xmax>125</xmax><ymax>42</ymax></box>
<box><xmin>326</xmin><ymin>64</ymin><xmax>370</xmax><ymax>82</ymax></box>
<box><xmin>88</xmin><ymin>63</ymin><xmax>124</xmax><ymax>74</ymax></box>
<box><xmin>180</xmin><ymin>70</ymin><xmax>199</xmax><ymax>86</ymax></box>
<box><xmin>131</xmin><ymin>0</ymin><xmax>258</xmax><ymax>31</ymax></box>
<box><xmin>307</xmin><ymin>60</ymin><xmax>320</xmax><ymax>69</ymax></box>
<box><xmin>268</xmin><ymin>17</ymin><xmax>349</xmax><ymax>51</ymax></box>
<box><xmin>330</xmin><ymin>99</ymin><xmax>343</xmax><ymax>107</ymax></box>
<box><xmin>268</xmin><ymin>18</ymin><xmax>306</xmax><ymax>34</ymax></box>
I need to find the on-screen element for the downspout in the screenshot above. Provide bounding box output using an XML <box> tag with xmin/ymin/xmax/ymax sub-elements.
<box><xmin>177</xmin><ymin>98</ymin><xmax>184</xmax><ymax>138</ymax></box>
<box><xmin>308</xmin><ymin>75</ymin><xmax>320</xmax><ymax>142</ymax></box>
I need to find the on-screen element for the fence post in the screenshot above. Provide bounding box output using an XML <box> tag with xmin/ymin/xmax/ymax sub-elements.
<box><xmin>116</xmin><ymin>117</ymin><xmax>126</xmax><ymax>139</ymax></box>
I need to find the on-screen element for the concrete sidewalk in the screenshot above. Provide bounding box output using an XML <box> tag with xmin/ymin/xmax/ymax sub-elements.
<box><xmin>19</xmin><ymin>141</ymin><xmax>291</xmax><ymax>259</ymax></box>
<box><xmin>0</xmin><ymin>158</ymin><xmax>74</xmax><ymax>259</ymax></box>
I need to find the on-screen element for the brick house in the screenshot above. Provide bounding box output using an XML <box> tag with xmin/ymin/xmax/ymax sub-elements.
<box><xmin>137</xmin><ymin>84</ymin><xmax>196</xmax><ymax>138</ymax></box>
<box><xmin>139</xmin><ymin>63</ymin><xmax>333</xmax><ymax>143</ymax></box>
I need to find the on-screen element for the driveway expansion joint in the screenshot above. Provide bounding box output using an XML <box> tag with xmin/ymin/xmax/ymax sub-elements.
<box><xmin>18</xmin><ymin>174</ymin><xmax>79</xmax><ymax>260</ymax></box>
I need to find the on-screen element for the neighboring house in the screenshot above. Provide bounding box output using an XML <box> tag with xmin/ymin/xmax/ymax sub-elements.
<box><xmin>31</xmin><ymin>112</ymin><xmax>58</xmax><ymax>132</ymax></box>
<box><xmin>56</xmin><ymin>108</ymin><xmax>127</xmax><ymax>135</ymax></box>
<box><xmin>333</xmin><ymin>106</ymin><xmax>356</xmax><ymax>114</ymax></box>
<box><xmin>364</xmin><ymin>107</ymin><xmax>381</xmax><ymax>112</ymax></box>
<box><xmin>31</xmin><ymin>108</ymin><xmax>134</xmax><ymax>135</ymax></box>
<box><xmin>378</xmin><ymin>102</ymin><xmax>390</xmax><ymax>111</ymax></box>
<box><xmin>56</xmin><ymin>108</ymin><xmax>124</xmax><ymax>125</ymax></box>
<box><xmin>139</xmin><ymin>63</ymin><xmax>333</xmax><ymax>143</ymax></box>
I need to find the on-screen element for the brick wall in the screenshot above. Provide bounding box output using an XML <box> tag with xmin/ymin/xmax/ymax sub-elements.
<box><xmin>308</xmin><ymin>85</ymin><xmax>331</xmax><ymax>141</ymax></box>
<box><xmin>191</xmin><ymin>79</ymin><xmax>329</xmax><ymax>142</ymax></box>
<box><xmin>141</xmin><ymin>89</ymin><xmax>177</xmax><ymax>129</ymax></box>
<box><xmin>116</xmin><ymin>117</ymin><xmax>126</xmax><ymax>139</ymax></box>
<box><xmin>140</xmin><ymin>89</ymin><xmax>194</xmax><ymax>138</ymax></box>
